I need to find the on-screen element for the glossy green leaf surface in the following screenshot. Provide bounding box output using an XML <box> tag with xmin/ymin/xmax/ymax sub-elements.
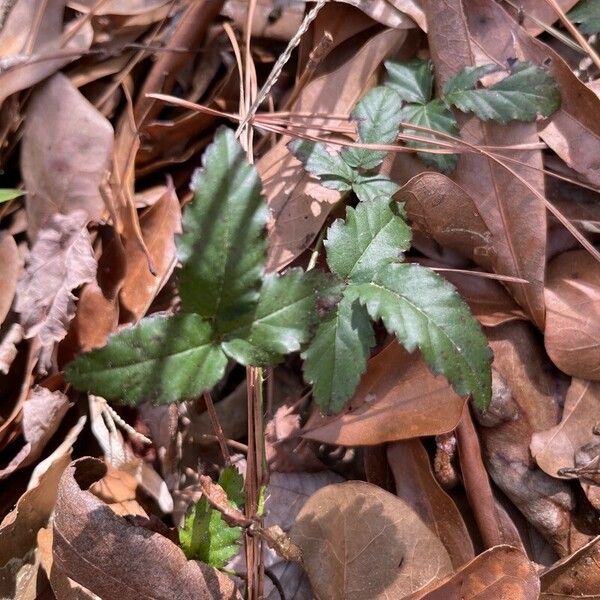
<box><xmin>221</xmin><ymin>269</ymin><xmax>317</xmax><ymax>366</ymax></box>
<box><xmin>302</xmin><ymin>291</ymin><xmax>374</xmax><ymax>413</ymax></box>
<box><xmin>444</xmin><ymin>62</ymin><xmax>561</xmax><ymax>124</ymax></box>
<box><xmin>178</xmin><ymin>127</ymin><xmax>267</xmax><ymax>330</ymax></box>
<box><xmin>341</xmin><ymin>86</ymin><xmax>403</xmax><ymax>171</ymax></box>
<box><xmin>384</xmin><ymin>58</ymin><xmax>434</xmax><ymax>104</ymax></box>
<box><xmin>65</xmin><ymin>314</ymin><xmax>227</xmax><ymax>405</ymax></box>
<box><xmin>353</xmin><ymin>263</ymin><xmax>492</xmax><ymax>409</ymax></box>
<box><xmin>325</xmin><ymin>198</ymin><xmax>411</xmax><ymax>284</ymax></box>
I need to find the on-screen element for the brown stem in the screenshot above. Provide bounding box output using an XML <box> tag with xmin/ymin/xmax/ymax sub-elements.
<box><xmin>202</xmin><ymin>391</ymin><xmax>231</xmax><ymax>465</ymax></box>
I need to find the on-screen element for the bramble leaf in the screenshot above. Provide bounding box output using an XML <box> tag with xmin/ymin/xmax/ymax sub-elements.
<box><xmin>443</xmin><ymin>62</ymin><xmax>561</xmax><ymax>124</ymax></box>
<box><xmin>287</xmin><ymin>140</ymin><xmax>354</xmax><ymax>191</ymax></box>
<box><xmin>178</xmin><ymin>127</ymin><xmax>267</xmax><ymax>332</ymax></box>
<box><xmin>302</xmin><ymin>291</ymin><xmax>374</xmax><ymax>413</ymax></box>
<box><xmin>65</xmin><ymin>314</ymin><xmax>227</xmax><ymax>405</ymax></box>
<box><xmin>179</xmin><ymin>466</ymin><xmax>243</xmax><ymax>567</ymax></box>
<box><xmin>325</xmin><ymin>198</ymin><xmax>411</xmax><ymax>284</ymax></box>
<box><xmin>351</xmin><ymin>173</ymin><xmax>400</xmax><ymax>203</ymax></box>
<box><xmin>399</xmin><ymin>99</ymin><xmax>459</xmax><ymax>173</ymax></box>
<box><xmin>384</xmin><ymin>58</ymin><xmax>433</xmax><ymax>104</ymax></box>
<box><xmin>568</xmin><ymin>0</ymin><xmax>600</xmax><ymax>34</ymax></box>
<box><xmin>221</xmin><ymin>269</ymin><xmax>317</xmax><ymax>366</ymax></box>
<box><xmin>0</xmin><ymin>189</ymin><xmax>24</xmax><ymax>203</ymax></box>
<box><xmin>353</xmin><ymin>263</ymin><xmax>492</xmax><ymax>409</ymax></box>
<box><xmin>341</xmin><ymin>86</ymin><xmax>403</xmax><ymax>171</ymax></box>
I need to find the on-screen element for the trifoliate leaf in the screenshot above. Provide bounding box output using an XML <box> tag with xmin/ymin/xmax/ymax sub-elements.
<box><xmin>65</xmin><ymin>314</ymin><xmax>227</xmax><ymax>405</ymax></box>
<box><xmin>178</xmin><ymin>127</ymin><xmax>267</xmax><ymax>332</ymax></box>
<box><xmin>352</xmin><ymin>173</ymin><xmax>400</xmax><ymax>203</ymax></box>
<box><xmin>221</xmin><ymin>269</ymin><xmax>317</xmax><ymax>366</ymax></box>
<box><xmin>179</xmin><ymin>467</ymin><xmax>243</xmax><ymax>567</ymax></box>
<box><xmin>0</xmin><ymin>189</ymin><xmax>24</xmax><ymax>203</ymax></box>
<box><xmin>325</xmin><ymin>198</ymin><xmax>411</xmax><ymax>284</ymax></box>
<box><xmin>302</xmin><ymin>291</ymin><xmax>374</xmax><ymax>413</ymax></box>
<box><xmin>341</xmin><ymin>86</ymin><xmax>403</xmax><ymax>171</ymax></box>
<box><xmin>568</xmin><ymin>0</ymin><xmax>600</xmax><ymax>34</ymax></box>
<box><xmin>353</xmin><ymin>263</ymin><xmax>492</xmax><ymax>409</ymax></box>
<box><xmin>443</xmin><ymin>62</ymin><xmax>561</xmax><ymax>124</ymax></box>
<box><xmin>384</xmin><ymin>58</ymin><xmax>434</xmax><ymax>104</ymax></box>
<box><xmin>399</xmin><ymin>99</ymin><xmax>459</xmax><ymax>174</ymax></box>
<box><xmin>287</xmin><ymin>140</ymin><xmax>354</xmax><ymax>191</ymax></box>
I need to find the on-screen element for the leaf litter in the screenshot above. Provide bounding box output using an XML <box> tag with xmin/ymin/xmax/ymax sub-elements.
<box><xmin>0</xmin><ymin>0</ymin><xmax>600</xmax><ymax>598</ymax></box>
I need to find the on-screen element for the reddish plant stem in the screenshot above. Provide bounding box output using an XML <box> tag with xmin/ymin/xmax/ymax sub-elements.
<box><xmin>202</xmin><ymin>391</ymin><xmax>231</xmax><ymax>466</ymax></box>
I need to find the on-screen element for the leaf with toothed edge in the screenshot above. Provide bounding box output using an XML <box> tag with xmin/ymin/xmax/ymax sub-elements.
<box><xmin>385</xmin><ymin>58</ymin><xmax>434</xmax><ymax>104</ymax></box>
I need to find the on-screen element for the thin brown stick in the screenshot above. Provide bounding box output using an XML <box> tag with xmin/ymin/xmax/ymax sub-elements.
<box><xmin>456</xmin><ymin>407</ymin><xmax>504</xmax><ymax>548</ymax></box>
<box><xmin>202</xmin><ymin>392</ymin><xmax>231</xmax><ymax>465</ymax></box>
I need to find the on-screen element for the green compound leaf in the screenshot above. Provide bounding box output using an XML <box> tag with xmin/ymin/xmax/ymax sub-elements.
<box><xmin>568</xmin><ymin>0</ymin><xmax>600</xmax><ymax>34</ymax></box>
<box><xmin>221</xmin><ymin>269</ymin><xmax>317</xmax><ymax>366</ymax></box>
<box><xmin>341</xmin><ymin>86</ymin><xmax>403</xmax><ymax>171</ymax></box>
<box><xmin>352</xmin><ymin>173</ymin><xmax>400</xmax><ymax>203</ymax></box>
<box><xmin>443</xmin><ymin>62</ymin><xmax>561</xmax><ymax>124</ymax></box>
<box><xmin>353</xmin><ymin>263</ymin><xmax>492</xmax><ymax>409</ymax></box>
<box><xmin>179</xmin><ymin>467</ymin><xmax>243</xmax><ymax>567</ymax></box>
<box><xmin>399</xmin><ymin>99</ymin><xmax>459</xmax><ymax>174</ymax></box>
<box><xmin>325</xmin><ymin>198</ymin><xmax>411</xmax><ymax>284</ymax></box>
<box><xmin>302</xmin><ymin>290</ymin><xmax>374</xmax><ymax>414</ymax></box>
<box><xmin>384</xmin><ymin>58</ymin><xmax>434</xmax><ymax>104</ymax></box>
<box><xmin>178</xmin><ymin>127</ymin><xmax>267</xmax><ymax>331</ymax></box>
<box><xmin>0</xmin><ymin>189</ymin><xmax>24</xmax><ymax>203</ymax></box>
<box><xmin>65</xmin><ymin>314</ymin><xmax>227</xmax><ymax>405</ymax></box>
<box><xmin>287</xmin><ymin>140</ymin><xmax>354</xmax><ymax>191</ymax></box>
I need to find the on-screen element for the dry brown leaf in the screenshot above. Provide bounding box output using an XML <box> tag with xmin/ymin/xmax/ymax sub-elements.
<box><xmin>423</xmin><ymin>0</ymin><xmax>546</xmax><ymax>327</ymax></box>
<box><xmin>531</xmin><ymin>378</ymin><xmax>600</xmax><ymax>478</ymax></box>
<box><xmin>0</xmin><ymin>321</ymin><xmax>23</xmax><ymax>375</ymax></box>
<box><xmin>405</xmin><ymin>545</ymin><xmax>540</xmax><ymax>600</ymax></box>
<box><xmin>53</xmin><ymin>458</ymin><xmax>241</xmax><ymax>600</ymax></box>
<box><xmin>302</xmin><ymin>342</ymin><xmax>467</xmax><ymax>445</ymax></box>
<box><xmin>0</xmin><ymin>232</ymin><xmax>20</xmax><ymax>327</ymax></box>
<box><xmin>68</xmin><ymin>0</ymin><xmax>170</xmax><ymax>14</ymax></box>
<box><xmin>544</xmin><ymin>250</ymin><xmax>600</xmax><ymax>380</ymax></box>
<box><xmin>0</xmin><ymin>386</ymin><xmax>70</xmax><ymax>479</ymax></box>
<box><xmin>290</xmin><ymin>480</ymin><xmax>453</xmax><ymax>600</ymax></box>
<box><xmin>21</xmin><ymin>73</ymin><xmax>113</xmax><ymax>240</ymax></box>
<box><xmin>262</xmin><ymin>27</ymin><xmax>410</xmax><ymax>271</ymax></box>
<box><xmin>14</xmin><ymin>211</ymin><xmax>97</xmax><ymax>370</ymax></box>
<box><xmin>0</xmin><ymin>0</ymin><xmax>92</xmax><ymax>107</ymax></box>
<box><xmin>387</xmin><ymin>439</ymin><xmax>474</xmax><ymax>569</ymax></box>
<box><xmin>89</xmin><ymin>466</ymin><xmax>149</xmax><ymax>517</ymax></box>
<box><xmin>337</xmin><ymin>0</ymin><xmax>420</xmax><ymax>28</ymax></box>
<box><xmin>120</xmin><ymin>183</ymin><xmax>181</xmax><ymax>321</ymax></box>
<box><xmin>541</xmin><ymin>535</ymin><xmax>600</xmax><ymax>598</ymax></box>
<box><xmin>465</xmin><ymin>0</ymin><xmax>600</xmax><ymax>187</ymax></box>
<box><xmin>475</xmin><ymin>322</ymin><xmax>589</xmax><ymax>556</ymax></box>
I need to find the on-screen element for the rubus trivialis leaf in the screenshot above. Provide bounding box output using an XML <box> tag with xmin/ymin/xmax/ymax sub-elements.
<box><xmin>568</xmin><ymin>0</ymin><xmax>600</xmax><ymax>34</ymax></box>
<box><xmin>287</xmin><ymin>140</ymin><xmax>355</xmax><ymax>191</ymax></box>
<box><xmin>351</xmin><ymin>174</ymin><xmax>400</xmax><ymax>202</ymax></box>
<box><xmin>341</xmin><ymin>86</ymin><xmax>403</xmax><ymax>170</ymax></box>
<box><xmin>302</xmin><ymin>291</ymin><xmax>374</xmax><ymax>413</ymax></box>
<box><xmin>179</xmin><ymin>467</ymin><xmax>243</xmax><ymax>567</ymax></box>
<box><xmin>65</xmin><ymin>314</ymin><xmax>228</xmax><ymax>405</ymax></box>
<box><xmin>220</xmin><ymin>268</ymin><xmax>318</xmax><ymax>366</ymax></box>
<box><xmin>384</xmin><ymin>58</ymin><xmax>433</xmax><ymax>104</ymax></box>
<box><xmin>325</xmin><ymin>198</ymin><xmax>411</xmax><ymax>284</ymax></box>
<box><xmin>444</xmin><ymin>61</ymin><xmax>561</xmax><ymax>124</ymax></box>
<box><xmin>353</xmin><ymin>263</ymin><xmax>492</xmax><ymax>409</ymax></box>
<box><xmin>178</xmin><ymin>127</ymin><xmax>267</xmax><ymax>331</ymax></box>
<box><xmin>399</xmin><ymin>99</ymin><xmax>459</xmax><ymax>173</ymax></box>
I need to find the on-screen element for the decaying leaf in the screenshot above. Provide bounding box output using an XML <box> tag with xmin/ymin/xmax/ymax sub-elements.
<box><xmin>544</xmin><ymin>250</ymin><xmax>600</xmax><ymax>381</ymax></box>
<box><xmin>0</xmin><ymin>232</ymin><xmax>20</xmax><ymax>327</ymax></box>
<box><xmin>291</xmin><ymin>480</ymin><xmax>453</xmax><ymax>599</ymax></box>
<box><xmin>53</xmin><ymin>458</ymin><xmax>241</xmax><ymax>600</ymax></box>
<box><xmin>14</xmin><ymin>211</ymin><xmax>97</xmax><ymax>370</ymax></box>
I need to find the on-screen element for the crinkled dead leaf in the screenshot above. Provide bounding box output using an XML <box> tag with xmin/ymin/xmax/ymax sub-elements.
<box><xmin>15</xmin><ymin>211</ymin><xmax>97</xmax><ymax>371</ymax></box>
<box><xmin>531</xmin><ymin>378</ymin><xmax>600</xmax><ymax>478</ymax></box>
<box><xmin>0</xmin><ymin>232</ymin><xmax>20</xmax><ymax>326</ymax></box>
<box><xmin>53</xmin><ymin>458</ymin><xmax>241</xmax><ymax>600</ymax></box>
<box><xmin>291</xmin><ymin>480</ymin><xmax>453</xmax><ymax>600</ymax></box>
<box><xmin>0</xmin><ymin>386</ymin><xmax>70</xmax><ymax>479</ymax></box>
<box><xmin>0</xmin><ymin>322</ymin><xmax>23</xmax><ymax>375</ymax></box>
<box><xmin>68</xmin><ymin>0</ymin><xmax>170</xmax><ymax>15</ymax></box>
<box><xmin>405</xmin><ymin>545</ymin><xmax>540</xmax><ymax>600</ymax></box>
<box><xmin>544</xmin><ymin>250</ymin><xmax>600</xmax><ymax>381</ymax></box>
<box><xmin>337</xmin><ymin>0</ymin><xmax>421</xmax><ymax>29</ymax></box>
<box><xmin>387</xmin><ymin>440</ymin><xmax>474</xmax><ymax>569</ymax></box>
<box><xmin>303</xmin><ymin>342</ymin><xmax>467</xmax><ymax>445</ymax></box>
<box><xmin>21</xmin><ymin>73</ymin><xmax>113</xmax><ymax>240</ymax></box>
